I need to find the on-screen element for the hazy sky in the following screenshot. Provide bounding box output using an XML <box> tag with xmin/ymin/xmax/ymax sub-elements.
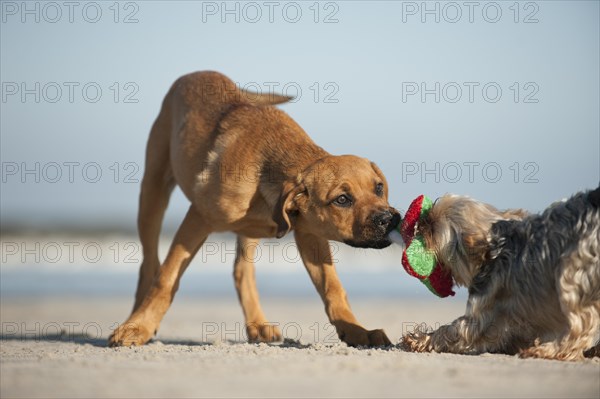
<box><xmin>1</xmin><ymin>0</ymin><xmax>599</xmax><ymax>232</ymax></box>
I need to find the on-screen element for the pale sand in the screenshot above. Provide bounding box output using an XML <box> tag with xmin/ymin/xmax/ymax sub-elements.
<box><xmin>1</xmin><ymin>296</ymin><xmax>599</xmax><ymax>398</ymax></box>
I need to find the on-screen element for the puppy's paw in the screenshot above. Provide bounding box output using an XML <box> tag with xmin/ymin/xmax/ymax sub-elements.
<box><xmin>247</xmin><ymin>322</ymin><xmax>282</xmax><ymax>343</ymax></box>
<box><xmin>108</xmin><ymin>321</ymin><xmax>153</xmax><ymax>347</ymax></box>
<box><xmin>334</xmin><ymin>322</ymin><xmax>391</xmax><ymax>347</ymax></box>
<box><xmin>366</xmin><ymin>328</ymin><xmax>392</xmax><ymax>347</ymax></box>
<box><xmin>401</xmin><ymin>330</ymin><xmax>432</xmax><ymax>352</ymax></box>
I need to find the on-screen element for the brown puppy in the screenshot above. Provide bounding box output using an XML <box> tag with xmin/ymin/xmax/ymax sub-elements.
<box><xmin>109</xmin><ymin>71</ymin><xmax>400</xmax><ymax>347</ymax></box>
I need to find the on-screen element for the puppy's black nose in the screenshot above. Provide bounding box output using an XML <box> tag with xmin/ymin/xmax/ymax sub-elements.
<box><xmin>389</xmin><ymin>211</ymin><xmax>401</xmax><ymax>230</ymax></box>
<box><xmin>373</xmin><ymin>210</ymin><xmax>393</xmax><ymax>227</ymax></box>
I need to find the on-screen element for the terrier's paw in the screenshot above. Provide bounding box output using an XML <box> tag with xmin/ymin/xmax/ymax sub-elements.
<box><xmin>520</xmin><ymin>340</ymin><xmax>583</xmax><ymax>361</ymax></box>
<box><xmin>401</xmin><ymin>330</ymin><xmax>432</xmax><ymax>352</ymax></box>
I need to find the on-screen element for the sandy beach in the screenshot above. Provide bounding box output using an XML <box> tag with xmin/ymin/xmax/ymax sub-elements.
<box><xmin>3</xmin><ymin>0</ymin><xmax>599</xmax><ymax>397</ymax></box>
<box><xmin>1</xmin><ymin>235</ymin><xmax>598</xmax><ymax>398</ymax></box>
<box><xmin>1</xmin><ymin>293</ymin><xmax>599</xmax><ymax>398</ymax></box>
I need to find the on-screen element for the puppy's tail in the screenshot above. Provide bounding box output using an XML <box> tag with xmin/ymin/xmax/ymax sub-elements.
<box><xmin>589</xmin><ymin>184</ymin><xmax>600</xmax><ymax>207</ymax></box>
<box><xmin>238</xmin><ymin>88</ymin><xmax>294</xmax><ymax>106</ymax></box>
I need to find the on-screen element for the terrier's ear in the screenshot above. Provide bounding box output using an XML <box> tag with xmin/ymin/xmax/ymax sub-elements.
<box><xmin>463</xmin><ymin>232</ymin><xmax>484</xmax><ymax>248</ymax></box>
<box><xmin>272</xmin><ymin>182</ymin><xmax>306</xmax><ymax>239</ymax></box>
<box><xmin>462</xmin><ymin>231</ymin><xmax>489</xmax><ymax>264</ymax></box>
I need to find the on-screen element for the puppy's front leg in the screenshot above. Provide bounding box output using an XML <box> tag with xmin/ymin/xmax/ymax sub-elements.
<box><xmin>109</xmin><ymin>207</ymin><xmax>209</xmax><ymax>347</ymax></box>
<box><xmin>295</xmin><ymin>231</ymin><xmax>391</xmax><ymax>347</ymax></box>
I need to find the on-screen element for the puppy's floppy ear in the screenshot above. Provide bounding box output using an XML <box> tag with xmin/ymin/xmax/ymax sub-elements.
<box><xmin>273</xmin><ymin>182</ymin><xmax>306</xmax><ymax>238</ymax></box>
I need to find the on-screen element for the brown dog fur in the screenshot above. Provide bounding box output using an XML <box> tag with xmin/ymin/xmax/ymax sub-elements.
<box><xmin>108</xmin><ymin>71</ymin><xmax>400</xmax><ymax>347</ymax></box>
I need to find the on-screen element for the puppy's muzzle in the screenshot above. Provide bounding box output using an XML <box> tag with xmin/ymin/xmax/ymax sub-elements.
<box><xmin>372</xmin><ymin>209</ymin><xmax>401</xmax><ymax>234</ymax></box>
<box><xmin>345</xmin><ymin>208</ymin><xmax>402</xmax><ymax>249</ymax></box>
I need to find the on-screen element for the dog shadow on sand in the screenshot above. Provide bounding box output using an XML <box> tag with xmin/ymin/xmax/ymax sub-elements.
<box><xmin>0</xmin><ymin>332</ymin><xmax>401</xmax><ymax>351</ymax></box>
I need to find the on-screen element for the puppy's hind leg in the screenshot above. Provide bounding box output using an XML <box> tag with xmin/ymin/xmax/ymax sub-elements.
<box><xmin>109</xmin><ymin>206</ymin><xmax>209</xmax><ymax>347</ymax></box>
<box><xmin>233</xmin><ymin>236</ymin><xmax>282</xmax><ymax>343</ymax></box>
<box><xmin>133</xmin><ymin>112</ymin><xmax>176</xmax><ymax>312</ymax></box>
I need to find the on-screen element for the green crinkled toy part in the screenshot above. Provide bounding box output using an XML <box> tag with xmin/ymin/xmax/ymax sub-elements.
<box><xmin>419</xmin><ymin>196</ymin><xmax>433</xmax><ymax>217</ymax></box>
<box><xmin>404</xmin><ymin>236</ymin><xmax>436</xmax><ymax>277</ymax></box>
<box><xmin>400</xmin><ymin>194</ymin><xmax>456</xmax><ymax>298</ymax></box>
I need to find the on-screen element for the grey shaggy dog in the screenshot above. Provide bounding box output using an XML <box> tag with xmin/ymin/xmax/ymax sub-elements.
<box><xmin>402</xmin><ymin>186</ymin><xmax>600</xmax><ymax>361</ymax></box>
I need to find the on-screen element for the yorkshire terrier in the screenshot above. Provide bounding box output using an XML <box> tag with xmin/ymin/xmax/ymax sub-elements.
<box><xmin>401</xmin><ymin>185</ymin><xmax>600</xmax><ymax>361</ymax></box>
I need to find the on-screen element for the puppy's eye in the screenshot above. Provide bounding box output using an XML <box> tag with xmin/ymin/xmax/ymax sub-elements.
<box><xmin>333</xmin><ymin>194</ymin><xmax>352</xmax><ymax>207</ymax></box>
<box><xmin>375</xmin><ymin>183</ymin><xmax>384</xmax><ymax>197</ymax></box>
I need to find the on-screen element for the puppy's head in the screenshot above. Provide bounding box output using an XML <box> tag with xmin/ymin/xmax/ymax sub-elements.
<box><xmin>273</xmin><ymin>155</ymin><xmax>400</xmax><ymax>248</ymax></box>
<box><xmin>418</xmin><ymin>195</ymin><xmax>526</xmax><ymax>287</ymax></box>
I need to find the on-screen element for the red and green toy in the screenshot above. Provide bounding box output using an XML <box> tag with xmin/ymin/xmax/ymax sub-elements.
<box><xmin>392</xmin><ymin>195</ymin><xmax>455</xmax><ymax>298</ymax></box>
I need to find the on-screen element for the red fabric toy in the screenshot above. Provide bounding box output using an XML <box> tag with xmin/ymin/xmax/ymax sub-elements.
<box><xmin>397</xmin><ymin>195</ymin><xmax>455</xmax><ymax>298</ymax></box>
